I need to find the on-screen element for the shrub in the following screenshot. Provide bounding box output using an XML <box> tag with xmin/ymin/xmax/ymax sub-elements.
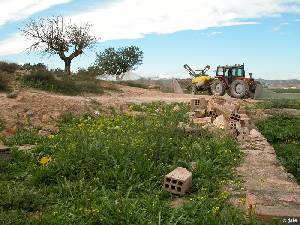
<box><xmin>0</xmin><ymin>117</ymin><xmax>5</xmax><ymax>131</ymax></box>
<box><xmin>0</xmin><ymin>61</ymin><xmax>20</xmax><ymax>73</ymax></box>
<box><xmin>0</xmin><ymin>73</ymin><xmax>10</xmax><ymax>91</ymax></box>
<box><xmin>116</xmin><ymin>80</ymin><xmax>149</xmax><ymax>89</ymax></box>
<box><xmin>21</xmin><ymin>71</ymin><xmax>104</xmax><ymax>95</ymax></box>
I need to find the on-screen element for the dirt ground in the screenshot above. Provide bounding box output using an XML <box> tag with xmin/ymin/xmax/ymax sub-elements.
<box><xmin>0</xmin><ymin>85</ymin><xmax>201</xmax><ymax>135</ymax></box>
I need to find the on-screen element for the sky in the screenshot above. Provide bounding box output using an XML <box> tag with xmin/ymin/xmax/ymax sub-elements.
<box><xmin>0</xmin><ymin>0</ymin><xmax>300</xmax><ymax>80</ymax></box>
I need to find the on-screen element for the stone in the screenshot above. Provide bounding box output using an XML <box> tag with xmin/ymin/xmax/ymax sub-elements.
<box><xmin>194</xmin><ymin>109</ymin><xmax>206</xmax><ymax>118</ymax></box>
<box><xmin>250</xmin><ymin>129</ymin><xmax>261</xmax><ymax>138</ymax></box>
<box><xmin>192</xmin><ymin>117</ymin><xmax>211</xmax><ymax>126</ymax></box>
<box><xmin>164</xmin><ymin>167</ymin><xmax>192</xmax><ymax>196</ymax></box>
<box><xmin>6</xmin><ymin>91</ymin><xmax>18</xmax><ymax>98</ymax></box>
<box><xmin>213</xmin><ymin>115</ymin><xmax>226</xmax><ymax>129</ymax></box>
<box><xmin>246</xmin><ymin>192</ymin><xmax>257</xmax><ymax>212</ymax></box>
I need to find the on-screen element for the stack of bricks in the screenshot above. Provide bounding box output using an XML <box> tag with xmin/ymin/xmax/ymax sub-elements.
<box><xmin>164</xmin><ymin>167</ymin><xmax>192</xmax><ymax>196</ymax></box>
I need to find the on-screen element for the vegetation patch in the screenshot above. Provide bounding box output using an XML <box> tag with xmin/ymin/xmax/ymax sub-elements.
<box><xmin>271</xmin><ymin>88</ymin><xmax>300</xmax><ymax>94</ymax></box>
<box><xmin>21</xmin><ymin>71</ymin><xmax>105</xmax><ymax>95</ymax></box>
<box><xmin>255</xmin><ymin>99</ymin><xmax>300</xmax><ymax>110</ymax></box>
<box><xmin>256</xmin><ymin>115</ymin><xmax>300</xmax><ymax>183</ymax></box>
<box><xmin>116</xmin><ymin>80</ymin><xmax>149</xmax><ymax>89</ymax></box>
<box><xmin>0</xmin><ymin>103</ymin><xmax>258</xmax><ymax>224</ymax></box>
<box><xmin>0</xmin><ymin>73</ymin><xmax>10</xmax><ymax>91</ymax></box>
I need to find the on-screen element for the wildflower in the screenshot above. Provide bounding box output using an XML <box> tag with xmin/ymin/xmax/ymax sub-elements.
<box><xmin>211</xmin><ymin>206</ymin><xmax>220</xmax><ymax>214</ymax></box>
<box><xmin>39</xmin><ymin>155</ymin><xmax>52</xmax><ymax>166</ymax></box>
<box><xmin>48</xmin><ymin>135</ymin><xmax>54</xmax><ymax>139</ymax></box>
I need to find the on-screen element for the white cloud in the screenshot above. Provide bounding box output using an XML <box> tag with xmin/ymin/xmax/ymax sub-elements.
<box><xmin>273</xmin><ymin>22</ymin><xmax>290</xmax><ymax>31</ymax></box>
<box><xmin>0</xmin><ymin>33</ymin><xmax>30</xmax><ymax>55</ymax></box>
<box><xmin>1</xmin><ymin>0</ymin><xmax>300</xmax><ymax>56</ymax></box>
<box><xmin>69</xmin><ymin>0</ymin><xmax>300</xmax><ymax>41</ymax></box>
<box><xmin>0</xmin><ymin>0</ymin><xmax>71</xmax><ymax>27</ymax></box>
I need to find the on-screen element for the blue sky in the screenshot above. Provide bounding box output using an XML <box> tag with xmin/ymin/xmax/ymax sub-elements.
<box><xmin>0</xmin><ymin>0</ymin><xmax>300</xmax><ymax>80</ymax></box>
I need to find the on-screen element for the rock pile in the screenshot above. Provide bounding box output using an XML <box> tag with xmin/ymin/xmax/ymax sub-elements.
<box><xmin>187</xmin><ymin>97</ymin><xmax>251</xmax><ymax>139</ymax></box>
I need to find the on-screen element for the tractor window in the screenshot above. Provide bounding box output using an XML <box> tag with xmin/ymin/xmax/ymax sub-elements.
<box><xmin>217</xmin><ymin>68</ymin><xmax>224</xmax><ymax>76</ymax></box>
<box><xmin>225</xmin><ymin>69</ymin><xmax>230</xmax><ymax>77</ymax></box>
<box><xmin>237</xmin><ymin>68</ymin><xmax>243</xmax><ymax>77</ymax></box>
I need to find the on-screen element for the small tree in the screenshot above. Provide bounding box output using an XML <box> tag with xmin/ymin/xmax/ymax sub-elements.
<box><xmin>94</xmin><ymin>46</ymin><xmax>143</xmax><ymax>80</ymax></box>
<box><xmin>21</xmin><ymin>16</ymin><xmax>97</xmax><ymax>75</ymax></box>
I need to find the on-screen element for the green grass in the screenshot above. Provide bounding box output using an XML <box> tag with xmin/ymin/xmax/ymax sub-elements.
<box><xmin>0</xmin><ymin>103</ymin><xmax>259</xmax><ymax>225</ymax></box>
<box><xmin>0</xmin><ymin>117</ymin><xmax>5</xmax><ymax>131</ymax></box>
<box><xmin>21</xmin><ymin>71</ymin><xmax>105</xmax><ymax>95</ymax></box>
<box><xmin>256</xmin><ymin>115</ymin><xmax>300</xmax><ymax>183</ymax></box>
<box><xmin>271</xmin><ymin>88</ymin><xmax>300</xmax><ymax>94</ymax></box>
<box><xmin>255</xmin><ymin>99</ymin><xmax>300</xmax><ymax>110</ymax></box>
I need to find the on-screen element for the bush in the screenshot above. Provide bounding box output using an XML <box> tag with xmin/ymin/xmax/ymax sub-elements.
<box><xmin>116</xmin><ymin>80</ymin><xmax>149</xmax><ymax>89</ymax></box>
<box><xmin>0</xmin><ymin>73</ymin><xmax>10</xmax><ymax>91</ymax></box>
<box><xmin>21</xmin><ymin>71</ymin><xmax>104</xmax><ymax>95</ymax></box>
<box><xmin>0</xmin><ymin>61</ymin><xmax>20</xmax><ymax>73</ymax></box>
<box><xmin>0</xmin><ymin>117</ymin><xmax>5</xmax><ymax>131</ymax></box>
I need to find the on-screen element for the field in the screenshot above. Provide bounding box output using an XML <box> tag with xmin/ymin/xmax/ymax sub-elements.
<box><xmin>255</xmin><ymin>97</ymin><xmax>300</xmax><ymax>184</ymax></box>
<box><xmin>0</xmin><ymin>103</ymin><xmax>260</xmax><ymax>225</ymax></box>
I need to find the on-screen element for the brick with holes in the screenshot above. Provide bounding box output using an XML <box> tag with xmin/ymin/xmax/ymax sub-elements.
<box><xmin>164</xmin><ymin>167</ymin><xmax>192</xmax><ymax>196</ymax></box>
<box><xmin>191</xmin><ymin>98</ymin><xmax>208</xmax><ymax>111</ymax></box>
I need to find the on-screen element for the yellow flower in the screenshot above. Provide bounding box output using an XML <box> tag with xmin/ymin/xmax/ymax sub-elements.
<box><xmin>48</xmin><ymin>135</ymin><xmax>54</xmax><ymax>139</ymax></box>
<box><xmin>211</xmin><ymin>206</ymin><xmax>220</xmax><ymax>214</ymax></box>
<box><xmin>39</xmin><ymin>156</ymin><xmax>52</xmax><ymax>166</ymax></box>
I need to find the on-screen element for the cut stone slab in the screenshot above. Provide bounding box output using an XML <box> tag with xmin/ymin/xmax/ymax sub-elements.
<box><xmin>228</xmin><ymin>112</ymin><xmax>300</xmax><ymax>222</ymax></box>
<box><xmin>164</xmin><ymin>167</ymin><xmax>192</xmax><ymax>196</ymax></box>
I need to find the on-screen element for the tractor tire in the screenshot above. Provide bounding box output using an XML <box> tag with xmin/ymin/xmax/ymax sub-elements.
<box><xmin>210</xmin><ymin>79</ymin><xmax>225</xmax><ymax>96</ymax></box>
<box><xmin>229</xmin><ymin>80</ymin><xmax>249</xmax><ymax>99</ymax></box>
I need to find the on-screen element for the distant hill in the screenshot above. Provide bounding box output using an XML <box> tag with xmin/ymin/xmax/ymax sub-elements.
<box><xmin>256</xmin><ymin>79</ymin><xmax>300</xmax><ymax>88</ymax></box>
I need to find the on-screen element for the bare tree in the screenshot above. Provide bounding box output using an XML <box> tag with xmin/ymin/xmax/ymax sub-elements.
<box><xmin>21</xmin><ymin>16</ymin><xmax>97</xmax><ymax>75</ymax></box>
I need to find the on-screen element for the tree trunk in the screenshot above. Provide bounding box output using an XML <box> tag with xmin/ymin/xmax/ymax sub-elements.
<box><xmin>64</xmin><ymin>60</ymin><xmax>72</xmax><ymax>75</ymax></box>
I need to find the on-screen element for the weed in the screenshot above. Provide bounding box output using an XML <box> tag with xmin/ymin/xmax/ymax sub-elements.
<box><xmin>0</xmin><ymin>73</ymin><xmax>10</xmax><ymax>91</ymax></box>
<box><xmin>255</xmin><ymin>99</ymin><xmax>300</xmax><ymax>110</ymax></box>
<box><xmin>256</xmin><ymin>114</ymin><xmax>300</xmax><ymax>183</ymax></box>
<box><xmin>0</xmin><ymin>103</ymin><xmax>259</xmax><ymax>224</ymax></box>
<box><xmin>21</xmin><ymin>71</ymin><xmax>104</xmax><ymax>95</ymax></box>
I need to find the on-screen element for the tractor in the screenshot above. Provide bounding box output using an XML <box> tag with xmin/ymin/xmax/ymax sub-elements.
<box><xmin>211</xmin><ymin>64</ymin><xmax>262</xmax><ymax>99</ymax></box>
<box><xmin>183</xmin><ymin>63</ymin><xmax>262</xmax><ymax>99</ymax></box>
<box><xmin>183</xmin><ymin>64</ymin><xmax>213</xmax><ymax>94</ymax></box>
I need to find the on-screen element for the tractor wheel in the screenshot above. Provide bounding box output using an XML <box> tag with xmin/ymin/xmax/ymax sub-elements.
<box><xmin>210</xmin><ymin>80</ymin><xmax>225</xmax><ymax>96</ymax></box>
<box><xmin>229</xmin><ymin>80</ymin><xmax>249</xmax><ymax>99</ymax></box>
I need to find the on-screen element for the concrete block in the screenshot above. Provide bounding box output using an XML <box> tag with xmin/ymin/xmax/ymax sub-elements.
<box><xmin>164</xmin><ymin>167</ymin><xmax>192</xmax><ymax>196</ymax></box>
<box><xmin>191</xmin><ymin>98</ymin><xmax>208</xmax><ymax>111</ymax></box>
<box><xmin>194</xmin><ymin>109</ymin><xmax>206</xmax><ymax>118</ymax></box>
